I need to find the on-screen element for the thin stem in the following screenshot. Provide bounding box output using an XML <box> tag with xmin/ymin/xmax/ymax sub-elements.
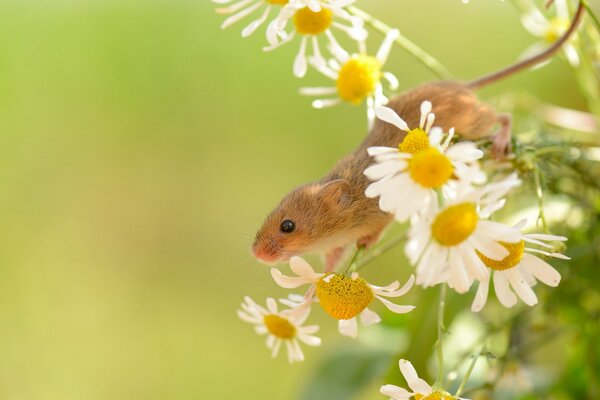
<box><xmin>583</xmin><ymin>0</ymin><xmax>600</xmax><ymax>32</ymax></box>
<box><xmin>435</xmin><ymin>284</ymin><xmax>447</xmax><ymax>385</ymax></box>
<box><xmin>344</xmin><ymin>245</ymin><xmax>364</xmax><ymax>274</ymax></box>
<box><xmin>355</xmin><ymin>233</ymin><xmax>406</xmax><ymax>271</ymax></box>
<box><xmin>347</xmin><ymin>6</ymin><xmax>453</xmax><ymax>79</ymax></box>
<box><xmin>533</xmin><ymin>165</ymin><xmax>549</xmax><ymax>232</ymax></box>
<box><xmin>455</xmin><ymin>347</ymin><xmax>484</xmax><ymax>397</ymax></box>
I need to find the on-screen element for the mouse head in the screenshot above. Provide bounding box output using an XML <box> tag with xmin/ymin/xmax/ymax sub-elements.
<box><xmin>252</xmin><ymin>179</ymin><xmax>353</xmax><ymax>264</ymax></box>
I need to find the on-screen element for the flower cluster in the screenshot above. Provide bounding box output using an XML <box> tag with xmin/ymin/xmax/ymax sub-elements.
<box><xmin>365</xmin><ymin>102</ymin><xmax>569</xmax><ymax>311</ymax></box>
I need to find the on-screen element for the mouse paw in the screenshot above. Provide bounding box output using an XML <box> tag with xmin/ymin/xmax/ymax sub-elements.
<box><xmin>325</xmin><ymin>247</ymin><xmax>346</xmax><ymax>272</ymax></box>
<box><xmin>491</xmin><ymin>135</ymin><xmax>512</xmax><ymax>160</ymax></box>
<box><xmin>357</xmin><ymin>231</ymin><xmax>383</xmax><ymax>249</ymax></box>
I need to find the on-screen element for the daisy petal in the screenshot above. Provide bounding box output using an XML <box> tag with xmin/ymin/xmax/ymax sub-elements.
<box><xmin>375</xmin><ymin>106</ymin><xmax>409</xmax><ymax>131</ymax></box>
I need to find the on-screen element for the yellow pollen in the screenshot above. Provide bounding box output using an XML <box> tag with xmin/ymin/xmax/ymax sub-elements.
<box><xmin>432</xmin><ymin>202</ymin><xmax>478</xmax><ymax>246</ymax></box>
<box><xmin>315</xmin><ymin>274</ymin><xmax>374</xmax><ymax>320</ymax></box>
<box><xmin>477</xmin><ymin>240</ymin><xmax>525</xmax><ymax>271</ymax></box>
<box><xmin>335</xmin><ymin>55</ymin><xmax>382</xmax><ymax>104</ymax></box>
<box><xmin>263</xmin><ymin>314</ymin><xmax>296</xmax><ymax>339</ymax></box>
<box><xmin>293</xmin><ymin>7</ymin><xmax>332</xmax><ymax>35</ymax></box>
<box><xmin>409</xmin><ymin>147</ymin><xmax>454</xmax><ymax>188</ymax></box>
<box><xmin>399</xmin><ymin>128</ymin><xmax>430</xmax><ymax>154</ymax></box>
<box><xmin>415</xmin><ymin>391</ymin><xmax>457</xmax><ymax>400</ymax></box>
<box><xmin>545</xmin><ymin>17</ymin><xmax>569</xmax><ymax>42</ymax></box>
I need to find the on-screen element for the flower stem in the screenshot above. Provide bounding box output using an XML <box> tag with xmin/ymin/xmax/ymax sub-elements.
<box><xmin>533</xmin><ymin>165</ymin><xmax>549</xmax><ymax>232</ymax></box>
<box><xmin>435</xmin><ymin>284</ymin><xmax>447</xmax><ymax>385</ymax></box>
<box><xmin>355</xmin><ymin>233</ymin><xmax>406</xmax><ymax>271</ymax></box>
<box><xmin>582</xmin><ymin>0</ymin><xmax>600</xmax><ymax>32</ymax></box>
<box><xmin>347</xmin><ymin>6</ymin><xmax>453</xmax><ymax>79</ymax></box>
<box><xmin>455</xmin><ymin>347</ymin><xmax>484</xmax><ymax>397</ymax></box>
<box><xmin>344</xmin><ymin>245</ymin><xmax>365</xmax><ymax>274</ymax></box>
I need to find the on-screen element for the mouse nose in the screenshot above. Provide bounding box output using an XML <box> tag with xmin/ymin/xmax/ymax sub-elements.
<box><xmin>252</xmin><ymin>239</ymin><xmax>281</xmax><ymax>264</ymax></box>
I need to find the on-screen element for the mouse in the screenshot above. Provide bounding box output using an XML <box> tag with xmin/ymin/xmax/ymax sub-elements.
<box><xmin>252</xmin><ymin>1</ymin><xmax>584</xmax><ymax>269</ymax></box>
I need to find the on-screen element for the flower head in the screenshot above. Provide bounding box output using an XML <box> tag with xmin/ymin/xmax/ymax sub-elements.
<box><xmin>520</xmin><ymin>0</ymin><xmax>579</xmax><ymax>66</ymax></box>
<box><xmin>271</xmin><ymin>256</ymin><xmax>415</xmax><ymax>337</ymax></box>
<box><xmin>299</xmin><ymin>29</ymin><xmax>400</xmax><ymax>125</ymax></box>
<box><xmin>265</xmin><ymin>0</ymin><xmax>367</xmax><ymax>77</ymax></box>
<box><xmin>364</xmin><ymin>101</ymin><xmax>485</xmax><ymax>222</ymax></box>
<box><xmin>381</xmin><ymin>359</ymin><xmax>468</xmax><ymax>400</ymax></box>
<box><xmin>214</xmin><ymin>0</ymin><xmax>289</xmax><ymax>38</ymax></box>
<box><xmin>471</xmin><ymin>219</ymin><xmax>569</xmax><ymax>311</ymax></box>
<box><xmin>405</xmin><ymin>174</ymin><xmax>522</xmax><ymax>293</ymax></box>
<box><xmin>238</xmin><ymin>296</ymin><xmax>321</xmax><ymax>363</ymax></box>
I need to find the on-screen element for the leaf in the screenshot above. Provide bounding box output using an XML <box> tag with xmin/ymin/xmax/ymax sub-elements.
<box><xmin>299</xmin><ymin>347</ymin><xmax>393</xmax><ymax>400</ymax></box>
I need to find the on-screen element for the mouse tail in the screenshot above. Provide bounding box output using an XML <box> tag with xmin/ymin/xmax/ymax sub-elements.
<box><xmin>467</xmin><ymin>0</ymin><xmax>585</xmax><ymax>90</ymax></box>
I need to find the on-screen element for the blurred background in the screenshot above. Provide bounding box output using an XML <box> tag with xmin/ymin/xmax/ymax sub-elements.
<box><xmin>0</xmin><ymin>0</ymin><xmax>598</xmax><ymax>399</ymax></box>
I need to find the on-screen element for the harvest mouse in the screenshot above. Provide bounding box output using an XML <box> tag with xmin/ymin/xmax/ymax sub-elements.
<box><xmin>252</xmin><ymin>1</ymin><xmax>584</xmax><ymax>269</ymax></box>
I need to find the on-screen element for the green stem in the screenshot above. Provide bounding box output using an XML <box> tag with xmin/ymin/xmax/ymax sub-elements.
<box><xmin>435</xmin><ymin>284</ymin><xmax>447</xmax><ymax>385</ymax></box>
<box><xmin>583</xmin><ymin>0</ymin><xmax>600</xmax><ymax>32</ymax></box>
<box><xmin>455</xmin><ymin>347</ymin><xmax>484</xmax><ymax>397</ymax></box>
<box><xmin>344</xmin><ymin>245</ymin><xmax>365</xmax><ymax>274</ymax></box>
<box><xmin>533</xmin><ymin>165</ymin><xmax>549</xmax><ymax>232</ymax></box>
<box><xmin>347</xmin><ymin>6</ymin><xmax>453</xmax><ymax>79</ymax></box>
<box><xmin>355</xmin><ymin>233</ymin><xmax>406</xmax><ymax>271</ymax></box>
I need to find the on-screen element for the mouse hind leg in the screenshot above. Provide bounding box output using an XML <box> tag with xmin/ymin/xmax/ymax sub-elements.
<box><xmin>490</xmin><ymin>113</ymin><xmax>512</xmax><ymax>159</ymax></box>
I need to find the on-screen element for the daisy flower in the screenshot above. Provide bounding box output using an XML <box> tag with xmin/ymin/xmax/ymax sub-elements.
<box><xmin>405</xmin><ymin>174</ymin><xmax>522</xmax><ymax>293</ymax></box>
<box><xmin>265</xmin><ymin>0</ymin><xmax>368</xmax><ymax>77</ymax></box>
<box><xmin>213</xmin><ymin>0</ymin><xmax>289</xmax><ymax>38</ymax></box>
<box><xmin>271</xmin><ymin>256</ymin><xmax>415</xmax><ymax>338</ymax></box>
<box><xmin>471</xmin><ymin>218</ymin><xmax>569</xmax><ymax>311</ymax></box>
<box><xmin>237</xmin><ymin>296</ymin><xmax>321</xmax><ymax>363</ymax></box>
<box><xmin>520</xmin><ymin>0</ymin><xmax>579</xmax><ymax>67</ymax></box>
<box><xmin>364</xmin><ymin>101</ymin><xmax>485</xmax><ymax>222</ymax></box>
<box><xmin>380</xmin><ymin>359</ymin><xmax>469</xmax><ymax>400</ymax></box>
<box><xmin>299</xmin><ymin>28</ymin><xmax>400</xmax><ymax>125</ymax></box>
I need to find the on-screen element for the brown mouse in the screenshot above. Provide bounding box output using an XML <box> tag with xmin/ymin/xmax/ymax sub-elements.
<box><xmin>252</xmin><ymin>1</ymin><xmax>584</xmax><ymax>269</ymax></box>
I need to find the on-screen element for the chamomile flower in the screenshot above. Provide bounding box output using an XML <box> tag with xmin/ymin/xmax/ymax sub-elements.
<box><xmin>214</xmin><ymin>0</ymin><xmax>289</xmax><ymax>38</ymax></box>
<box><xmin>299</xmin><ymin>28</ymin><xmax>400</xmax><ymax>125</ymax></box>
<box><xmin>364</xmin><ymin>101</ymin><xmax>484</xmax><ymax>222</ymax></box>
<box><xmin>381</xmin><ymin>359</ymin><xmax>469</xmax><ymax>400</ymax></box>
<box><xmin>520</xmin><ymin>0</ymin><xmax>579</xmax><ymax>66</ymax></box>
<box><xmin>271</xmin><ymin>256</ymin><xmax>416</xmax><ymax>338</ymax></box>
<box><xmin>405</xmin><ymin>174</ymin><xmax>522</xmax><ymax>293</ymax></box>
<box><xmin>471</xmin><ymin>219</ymin><xmax>569</xmax><ymax>311</ymax></box>
<box><xmin>265</xmin><ymin>0</ymin><xmax>368</xmax><ymax>77</ymax></box>
<box><xmin>237</xmin><ymin>296</ymin><xmax>321</xmax><ymax>363</ymax></box>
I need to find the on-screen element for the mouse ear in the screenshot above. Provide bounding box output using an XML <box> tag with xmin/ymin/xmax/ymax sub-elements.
<box><xmin>319</xmin><ymin>179</ymin><xmax>353</xmax><ymax>208</ymax></box>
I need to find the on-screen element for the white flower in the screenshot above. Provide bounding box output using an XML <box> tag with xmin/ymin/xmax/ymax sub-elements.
<box><xmin>214</xmin><ymin>0</ymin><xmax>289</xmax><ymax>38</ymax></box>
<box><xmin>405</xmin><ymin>174</ymin><xmax>522</xmax><ymax>293</ymax></box>
<box><xmin>265</xmin><ymin>0</ymin><xmax>368</xmax><ymax>77</ymax></box>
<box><xmin>471</xmin><ymin>218</ymin><xmax>569</xmax><ymax>311</ymax></box>
<box><xmin>520</xmin><ymin>0</ymin><xmax>579</xmax><ymax>67</ymax></box>
<box><xmin>381</xmin><ymin>359</ymin><xmax>469</xmax><ymax>400</ymax></box>
<box><xmin>364</xmin><ymin>101</ymin><xmax>485</xmax><ymax>222</ymax></box>
<box><xmin>271</xmin><ymin>256</ymin><xmax>415</xmax><ymax>338</ymax></box>
<box><xmin>299</xmin><ymin>28</ymin><xmax>400</xmax><ymax>126</ymax></box>
<box><xmin>237</xmin><ymin>296</ymin><xmax>321</xmax><ymax>363</ymax></box>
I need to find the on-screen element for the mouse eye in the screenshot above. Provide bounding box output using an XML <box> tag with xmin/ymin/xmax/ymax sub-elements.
<box><xmin>280</xmin><ymin>219</ymin><xmax>295</xmax><ymax>233</ymax></box>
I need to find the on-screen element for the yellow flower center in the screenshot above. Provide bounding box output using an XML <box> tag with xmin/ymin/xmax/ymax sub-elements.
<box><xmin>408</xmin><ymin>147</ymin><xmax>454</xmax><ymax>188</ymax></box>
<box><xmin>263</xmin><ymin>314</ymin><xmax>296</xmax><ymax>339</ymax></box>
<box><xmin>293</xmin><ymin>7</ymin><xmax>332</xmax><ymax>35</ymax></box>
<box><xmin>477</xmin><ymin>240</ymin><xmax>525</xmax><ymax>271</ymax></box>
<box><xmin>432</xmin><ymin>202</ymin><xmax>478</xmax><ymax>246</ymax></box>
<box><xmin>335</xmin><ymin>55</ymin><xmax>382</xmax><ymax>104</ymax></box>
<box><xmin>399</xmin><ymin>128</ymin><xmax>430</xmax><ymax>154</ymax></box>
<box><xmin>266</xmin><ymin>0</ymin><xmax>288</xmax><ymax>4</ymax></box>
<box><xmin>315</xmin><ymin>274</ymin><xmax>374</xmax><ymax>320</ymax></box>
<box><xmin>545</xmin><ymin>17</ymin><xmax>569</xmax><ymax>42</ymax></box>
<box><xmin>415</xmin><ymin>391</ymin><xmax>457</xmax><ymax>400</ymax></box>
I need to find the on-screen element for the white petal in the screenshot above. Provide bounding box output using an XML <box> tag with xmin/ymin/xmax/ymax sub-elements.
<box><xmin>294</xmin><ymin>36</ymin><xmax>308</xmax><ymax>78</ymax></box>
<box><xmin>324</xmin><ymin>29</ymin><xmax>349</xmax><ymax>63</ymax></box>
<box><xmin>221</xmin><ymin>1</ymin><xmax>262</xmax><ymax>28</ymax></box>
<box><xmin>428</xmin><ymin>127</ymin><xmax>443</xmax><ymax>148</ymax></box>
<box><xmin>477</xmin><ymin>220</ymin><xmax>522</xmax><ymax>243</ymax></box>
<box><xmin>376</xmin><ymin>296</ymin><xmax>416</xmax><ymax>314</ymax></box>
<box><xmin>522</xmin><ymin>253</ymin><xmax>561</xmax><ymax>287</ymax></box>
<box><xmin>471</xmin><ymin>275</ymin><xmax>490</xmax><ymax>312</ymax></box>
<box><xmin>271</xmin><ymin>268</ymin><xmax>311</xmax><ymax>288</ymax></box>
<box><xmin>299</xmin><ymin>86</ymin><xmax>337</xmax><ymax>96</ymax></box>
<box><xmin>241</xmin><ymin>5</ymin><xmax>271</xmax><ymax>37</ymax></box>
<box><xmin>383</xmin><ymin>71</ymin><xmax>399</xmax><ymax>90</ymax></box>
<box><xmin>419</xmin><ymin>100</ymin><xmax>432</xmax><ymax>129</ymax></box>
<box><xmin>469</xmin><ymin>231</ymin><xmax>509</xmax><ymax>260</ymax></box>
<box><xmin>563</xmin><ymin>44</ymin><xmax>580</xmax><ymax>67</ymax></box>
<box><xmin>313</xmin><ymin>98</ymin><xmax>342</xmax><ymax>108</ymax></box>
<box><xmin>297</xmin><ymin>332</ymin><xmax>321</xmax><ymax>346</ymax></box>
<box><xmin>446</xmin><ymin>142</ymin><xmax>484</xmax><ymax>162</ymax></box>
<box><xmin>521</xmin><ymin>9</ymin><xmax>548</xmax><ymax>37</ymax></box>
<box><xmin>364</xmin><ymin>159</ymin><xmax>406</xmax><ymax>180</ymax></box>
<box><xmin>375</xmin><ymin>29</ymin><xmax>399</xmax><ymax>64</ymax></box>
<box><xmin>375</xmin><ymin>275</ymin><xmax>416</xmax><ymax>297</ymax></box>
<box><xmin>367</xmin><ymin>146</ymin><xmax>400</xmax><ymax>156</ymax></box>
<box><xmin>507</xmin><ymin>269</ymin><xmax>538</xmax><ymax>306</ymax></box>
<box><xmin>448</xmin><ymin>248</ymin><xmax>471</xmax><ymax>293</ymax></box>
<box><xmin>338</xmin><ymin>318</ymin><xmax>358</xmax><ymax>338</ymax></box>
<box><xmin>380</xmin><ymin>384</ymin><xmax>412</xmax><ymax>400</ymax></box>
<box><xmin>216</xmin><ymin>0</ymin><xmax>254</xmax><ymax>14</ymax></box>
<box><xmin>360</xmin><ymin>308</ymin><xmax>381</xmax><ymax>325</ymax></box>
<box><xmin>525</xmin><ymin>233</ymin><xmax>568</xmax><ymax>241</ymax></box>
<box><xmin>493</xmin><ymin>272</ymin><xmax>518</xmax><ymax>308</ymax></box>
<box><xmin>375</xmin><ymin>106</ymin><xmax>409</xmax><ymax>131</ymax></box>
<box><xmin>399</xmin><ymin>359</ymin><xmax>432</xmax><ymax>394</ymax></box>
<box><xmin>290</xmin><ymin>256</ymin><xmax>322</xmax><ymax>280</ymax></box>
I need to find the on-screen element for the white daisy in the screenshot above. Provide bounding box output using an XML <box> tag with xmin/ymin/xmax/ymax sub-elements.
<box><xmin>471</xmin><ymin>218</ymin><xmax>569</xmax><ymax>311</ymax></box>
<box><xmin>214</xmin><ymin>0</ymin><xmax>289</xmax><ymax>38</ymax></box>
<box><xmin>271</xmin><ymin>256</ymin><xmax>416</xmax><ymax>338</ymax></box>
<box><xmin>299</xmin><ymin>28</ymin><xmax>400</xmax><ymax>125</ymax></box>
<box><xmin>237</xmin><ymin>296</ymin><xmax>321</xmax><ymax>363</ymax></box>
<box><xmin>265</xmin><ymin>0</ymin><xmax>368</xmax><ymax>77</ymax></box>
<box><xmin>520</xmin><ymin>0</ymin><xmax>579</xmax><ymax>67</ymax></box>
<box><xmin>405</xmin><ymin>174</ymin><xmax>522</xmax><ymax>294</ymax></box>
<box><xmin>381</xmin><ymin>359</ymin><xmax>469</xmax><ymax>400</ymax></box>
<box><xmin>364</xmin><ymin>101</ymin><xmax>485</xmax><ymax>222</ymax></box>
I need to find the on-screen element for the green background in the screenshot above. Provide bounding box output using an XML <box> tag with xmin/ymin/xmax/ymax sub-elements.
<box><xmin>0</xmin><ymin>0</ymin><xmax>595</xmax><ymax>399</ymax></box>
